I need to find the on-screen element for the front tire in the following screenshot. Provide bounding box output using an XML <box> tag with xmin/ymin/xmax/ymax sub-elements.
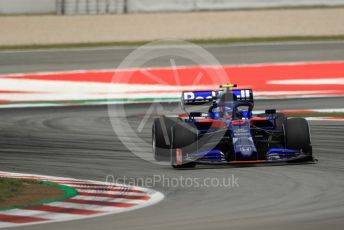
<box><xmin>284</xmin><ymin>118</ymin><xmax>312</xmax><ymax>155</ymax></box>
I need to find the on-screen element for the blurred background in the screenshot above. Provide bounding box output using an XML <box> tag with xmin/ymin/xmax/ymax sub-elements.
<box><xmin>0</xmin><ymin>0</ymin><xmax>344</xmax><ymax>15</ymax></box>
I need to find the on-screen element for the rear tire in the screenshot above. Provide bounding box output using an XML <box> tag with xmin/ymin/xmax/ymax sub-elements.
<box><xmin>283</xmin><ymin>118</ymin><xmax>312</xmax><ymax>155</ymax></box>
<box><xmin>152</xmin><ymin>116</ymin><xmax>179</xmax><ymax>162</ymax></box>
<box><xmin>171</xmin><ymin>122</ymin><xmax>197</xmax><ymax>169</ymax></box>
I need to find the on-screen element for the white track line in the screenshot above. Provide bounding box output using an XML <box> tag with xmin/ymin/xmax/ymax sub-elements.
<box><xmin>306</xmin><ymin>117</ymin><xmax>344</xmax><ymax>121</ymax></box>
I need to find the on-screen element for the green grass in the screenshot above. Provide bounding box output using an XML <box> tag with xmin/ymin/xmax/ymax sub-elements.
<box><xmin>0</xmin><ymin>177</ymin><xmax>37</xmax><ymax>202</ymax></box>
<box><xmin>0</xmin><ymin>177</ymin><xmax>78</xmax><ymax>211</ymax></box>
<box><xmin>1</xmin><ymin>35</ymin><xmax>344</xmax><ymax>51</ymax></box>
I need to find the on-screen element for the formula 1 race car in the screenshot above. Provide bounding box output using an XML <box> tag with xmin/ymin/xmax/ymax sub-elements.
<box><xmin>152</xmin><ymin>84</ymin><xmax>315</xmax><ymax>168</ymax></box>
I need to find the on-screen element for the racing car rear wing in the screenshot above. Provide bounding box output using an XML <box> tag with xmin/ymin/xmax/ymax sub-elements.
<box><xmin>182</xmin><ymin>91</ymin><xmax>217</xmax><ymax>105</ymax></box>
<box><xmin>182</xmin><ymin>89</ymin><xmax>254</xmax><ymax>105</ymax></box>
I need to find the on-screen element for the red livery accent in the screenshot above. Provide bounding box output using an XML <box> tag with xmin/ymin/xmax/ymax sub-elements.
<box><xmin>211</xmin><ymin>120</ymin><xmax>227</xmax><ymax>128</ymax></box>
<box><xmin>196</xmin><ymin>119</ymin><xmax>227</xmax><ymax>128</ymax></box>
<box><xmin>176</xmin><ymin>148</ymin><xmax>183</xmax><ymax>165</ymax></box>
<box><xmin>231</xmin><ymin>120</ymin><xmax>247</xmax><ymax>125</ymax></box>
<box><xmin>197</xmin><ymin>119</ymin><xmax>214</xmax><ymax>123</ymax></box>
<box><xmin>250</xmin><ymin>117</ymin><xmax>268</xmax><ymax>126</ymax></box>
<box><xmin>179</xmin><ymin>114</ymin><xmax>189</xmax><ymax>118</ymax></box>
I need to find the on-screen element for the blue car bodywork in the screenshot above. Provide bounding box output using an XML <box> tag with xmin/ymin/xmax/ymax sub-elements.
<box><xmin>168</xmin><ymin>86</ymin><xmax>315</xmax><ymax>166</ymax></box>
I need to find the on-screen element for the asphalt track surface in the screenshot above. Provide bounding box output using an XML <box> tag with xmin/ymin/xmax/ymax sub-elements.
<box><xmin>1</xmin><ymin>41</ymin><xmax>344</xmax><ymax>74</ymax></box>
<box><xmin>0</xmin><ymin>42</ymin><xmax>344</xmax><ymax>230</ymax></box>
